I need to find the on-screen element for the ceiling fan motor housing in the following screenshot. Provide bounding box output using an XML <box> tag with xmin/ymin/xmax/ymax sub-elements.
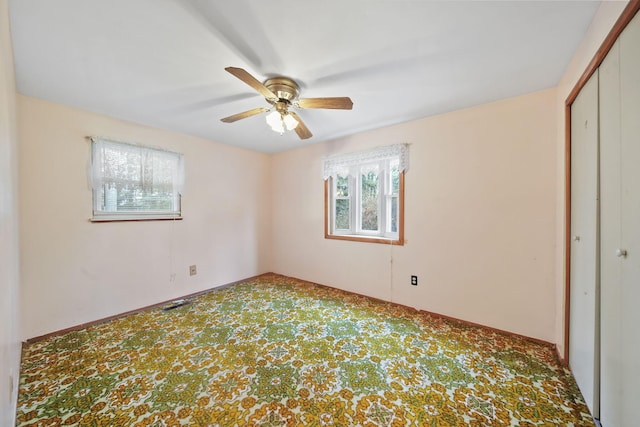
<box><xmin>264</xmin><ymin>77</ymin><xmax>300</xmax><ymax>103</ymax></box>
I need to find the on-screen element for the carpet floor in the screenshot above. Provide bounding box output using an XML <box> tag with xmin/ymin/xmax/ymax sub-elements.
<box><xmin>16</xmin><ymin>274</ymin><xmax>594</xmax><ymax>426</ymax></box>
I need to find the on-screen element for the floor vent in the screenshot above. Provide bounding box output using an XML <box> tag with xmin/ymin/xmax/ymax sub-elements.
<box><xmin>162</xmin><ymin>299</ymin><xmax>190</xmax><ymax>311</ymax></box>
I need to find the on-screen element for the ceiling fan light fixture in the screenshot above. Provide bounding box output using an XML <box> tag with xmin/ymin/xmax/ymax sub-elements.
<box><xmin>266</xmin><ymin>110</ymin><xmax>298</xmax><ymax>134</ymax></box>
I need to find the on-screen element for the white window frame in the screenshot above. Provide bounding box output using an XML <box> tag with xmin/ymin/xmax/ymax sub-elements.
<box><xmin>90</xmin><ymin>137</ymin><xmax>184</xmax><ymax>222</ymax></box>
<box><xmin>324</xmin><ymin>144</ymin><xmax>407</xmax><ymax>245</ymax></box>
<box><xmin>332</xmin><ymin>160</ymin><xmax>397</xmax><ymax>238</ymax></box>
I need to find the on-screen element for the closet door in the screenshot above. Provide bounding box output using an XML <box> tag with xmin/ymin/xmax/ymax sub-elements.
<box><xmin>618</xmin><ymin>12</ymin><xmax>640</xmax><ymax>424</ymax></box>
<box><xmin>599</xmin><ymin>12</ymin><xmax>640</xmax><ymax>426</ymax></box>
<box><xmin>569</xmin><ymin>69</ymin><xmax>599</xmax><ymax>415</ymax></box>
<box><xmin>599</xmin><ymin>39</ymin><xmax>621</xmax><ymax>426</ymax></box>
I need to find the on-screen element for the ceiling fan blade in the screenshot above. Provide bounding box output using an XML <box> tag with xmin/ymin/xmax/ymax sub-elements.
<box><xmin>297</xmin><ymin>97</ymin><xmax>353</xmax><ymax>110</ymax></box>
<box><xmin>220</xmin><ymin>107</ymin><xmax>269</xmax><ymax>123</ymax></box>
<box><xmin>225</xmin><ymin>67</ymin><xmax>278</xmax><ymax>101</ymax></box>
<box><xmin>289</xmin><ymin>112</ymin><xmax>313</xmax><ymax>140</ymax></box>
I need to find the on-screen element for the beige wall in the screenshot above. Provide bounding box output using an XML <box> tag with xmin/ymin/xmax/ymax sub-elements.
<box><xmin>0</xmin><ymin>0</ymin><xmax>21</xmax><ymax>423</ymax></box>
<box><xmin>18</xmin><ymin>95</ymin><xmax>272</xmax><ymax>339</ymax></box>
<box><xmin>271</xmin><ymin>88</ymin><xmax>558</xmax><ymax>343</ymax></box>
<box><xmin>553</xmin><ymin>0</ymin><xmax>629</xmax><ymax>358</ymax></box>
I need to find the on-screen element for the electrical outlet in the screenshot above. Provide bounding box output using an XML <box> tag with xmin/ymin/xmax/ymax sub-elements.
<box><xmin>411</xmin><ymin>275</ymin><xmax>418</xmax><ymax>286</ymax></box>
<box><xmin>189</xmin><ymin>265</ymin><xmax>197</xmax><ymax>276</ymax></box>
<box><xmin>170</xmin><ymin>273</ymin><xmax>176</xmax><ymax>282</ymax></box>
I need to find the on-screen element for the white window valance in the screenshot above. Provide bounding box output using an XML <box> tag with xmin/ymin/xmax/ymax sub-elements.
<box><xmin>322</xmin><ymin>143</ymin><xmax>410</xmax><ymax>180</ymax></box>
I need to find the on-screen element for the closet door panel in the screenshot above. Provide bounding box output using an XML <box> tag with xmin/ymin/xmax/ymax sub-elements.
<box><xmin>569</xmin><ymin>69</ymin><xmax>599</xmax><ymax>414</ymax></box>
<box><xmin>598</xmin><ymin>40</ymin><xmax>621</xmax><ymax>427</ymax></box>
<box><xmin>619</xmin><ymin>12</ymin><xmax>640</xmax><ymax>424</ymax></box>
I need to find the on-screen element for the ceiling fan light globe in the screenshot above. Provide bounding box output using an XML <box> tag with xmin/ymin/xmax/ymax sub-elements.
<box><xmin>271</xmin><ymin>121</ymin><xmax>285</xmax><ymax>134</ymax></box>
<box><xmin>266</xmin><ymin>111</ymin><xmax>284</xmax><ymax>133</ymax></box>
<box><xmin>283</xmin><ymin>113</ymin><xmax>299</xmax><ymax>130</ymax></box>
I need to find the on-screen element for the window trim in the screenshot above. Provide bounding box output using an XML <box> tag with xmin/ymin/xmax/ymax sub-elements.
<box><xmin>324</xmin><ymin>171</ymin><xmax>405</xmax><ymax>246</ymax></box>
<box><xmin>90</xmin><ymin>137</ymin><xmax>184</xmax><ymax>222</ymax></box>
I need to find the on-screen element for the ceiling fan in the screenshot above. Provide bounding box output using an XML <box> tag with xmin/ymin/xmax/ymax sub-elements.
<box><xmin>220</xmin><ymin>67</ymin><xmax>353</xmax><ymax>140</ymax></box>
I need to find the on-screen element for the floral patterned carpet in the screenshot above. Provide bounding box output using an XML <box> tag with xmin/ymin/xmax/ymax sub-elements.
<box><xmin>17</xmin><ymin>274</ymin><xmax>594</xmax><ymax>426</ymax></box>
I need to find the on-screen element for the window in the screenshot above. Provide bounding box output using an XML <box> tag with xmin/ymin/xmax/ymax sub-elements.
<box><xmin>323</xmin><ymin>144</ymin><xmax>408</xmax><ymax>244</ymax></box>
<box><xmin>90</xmin><ymin>137</ymin><xmax>184</xmax><ymax>221</ymax></box>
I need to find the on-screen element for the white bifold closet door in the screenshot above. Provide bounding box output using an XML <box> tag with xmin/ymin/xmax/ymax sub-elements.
<box><xmin>598</xmin><ymin>33</ymin><xmax>621</xmax><ymax>427</ymax></box>
<box><xmin>599</xmin><ymin>11</ymin><xmax>640</xmax><ymax>426</ymax></box>
<box><xmin>569</xmin><ymin>69</ymin><xmax>600</xmax><ymax>416</ymax></box>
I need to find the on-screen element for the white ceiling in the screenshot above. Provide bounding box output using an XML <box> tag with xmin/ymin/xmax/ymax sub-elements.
<box><xmin>9</xmin><ymin>0</ymin><xmax>600</xmax><ymax>154</ymax></box>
